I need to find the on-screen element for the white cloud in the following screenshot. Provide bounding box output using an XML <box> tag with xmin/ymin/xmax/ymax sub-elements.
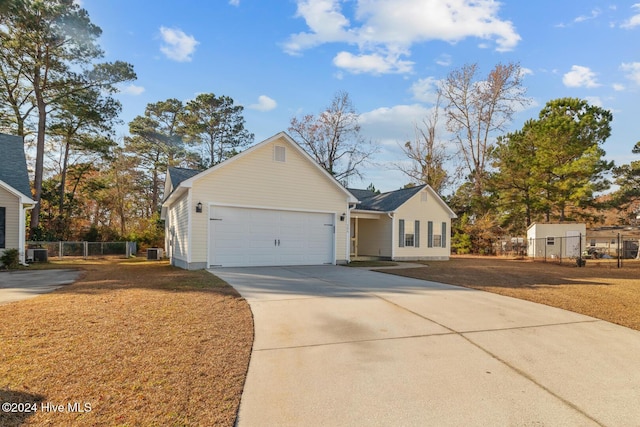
<box><xmin>613</xmin><ymin>83</ymin><xmax>625</xmax><ymax>91</ymax></box>
<box><xmin>621</xmin><ymin>4</ymin><xmax>640</xmax><ymax>29</ymax></box>
<box><xmin>284</xmin><ymin>0</ymin><xmax>521</xmax><ymax>75</ymax></box>
<box><xmin>159</xmin><ymin>26</ymin><xmax>199</xmax><ymax>62</ymax></box>
<box><xmin>332</xmin><ymin>51</ymin><xmax>413</xmax><ymax>74</ymax></box>
<box><xmin>584</xmin><ymin>96</ymin><xmax>603</xmax><ymax>107</ymax></box>
<box><xmin>410</xmin><ymin>77</ymin><xmax>440</xmax><ymax>103</ymax></box>
<box><xmin>562</xmin><ymin>65</ymin><xmax>599</xmax><ymax>88</ymax></box>
<box><xmin>229</xmin><ymin>0</ymin><xmax>240</xmax><ymax>5</ymax></box>
<box><xmin>574</xmin><ymin>8</ymin><xmax>601</xmax><ymax>23</ymax></box>
<box><xmin>621</xmin><ymin>62</ymin><xmax>640</xmax><ymax>85</ymax></box>
<box><xmin>359</xmin><ymin>104</ymin><xmax>434</xmax><ymax>143</ymax></box>
<box><xmin>435</xmin><ymin>54</ymin><xmax>452</xmax><ymax>67</ymax></box>
<box><xmin>248</xmin><ymin>95</ymin><xmax>277</xmax><ymax>112</ymax></box>
<box><xmin>119</xmin><ymin>84</ymin><xmax>145</xmax><ymax>95</ymax></box>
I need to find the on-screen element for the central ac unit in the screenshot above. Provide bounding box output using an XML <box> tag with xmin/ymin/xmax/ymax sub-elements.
<box><xmin>147</xmin><ymin>248</ymin><xmax>163</xmax><ymax>260</ymax></box>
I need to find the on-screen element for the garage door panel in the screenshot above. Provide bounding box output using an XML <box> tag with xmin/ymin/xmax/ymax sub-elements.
<box><xmin>209</xmin><ymin>207</ymin><xmax>334</xmax><ymax>267</ymax></box>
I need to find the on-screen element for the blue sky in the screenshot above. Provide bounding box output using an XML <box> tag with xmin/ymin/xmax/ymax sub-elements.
<box><xmin>81</xmin><ymin>0</ymin><xmax>640</xmax><ymax>193</ymax></box>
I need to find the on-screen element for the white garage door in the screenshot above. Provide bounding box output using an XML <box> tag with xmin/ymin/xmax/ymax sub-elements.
<box><xmin>209</xmin><ymin>206</ymin><xmax>335</xmax><ymax>267</ymax></box>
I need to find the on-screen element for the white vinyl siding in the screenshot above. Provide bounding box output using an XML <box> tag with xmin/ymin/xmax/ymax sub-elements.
<box><xmin>187</xmin><ymin>136</ymin><xmax>351</xmax><ymax>266</ymax></box>
<box><xmin>394</xmin><ymin>189</ymin><xmax>453</xmax><ymax>260</ymax></box>
<box><xmin>168</xmin><ymin>192</ymin><xmax>190</xmax><ymax>262</ymax></box>
<box><xmin>0</xmin><ymin>186</ymin><xmax>20</xmax><ymax>255</ymax></box>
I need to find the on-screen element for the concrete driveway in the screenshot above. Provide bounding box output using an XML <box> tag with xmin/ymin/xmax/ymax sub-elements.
<box><xmin>214</xmin><ymin>265</ymin><xmax>640</xmax><ymax>427</ymax></box>
<box><xmin>0</xmin><ymin>269</ymin><xmax>80</xmax><ymax>305</ymax></box>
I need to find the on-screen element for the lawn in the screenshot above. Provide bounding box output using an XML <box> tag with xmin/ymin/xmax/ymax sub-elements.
<box><xmin>380</xmin><ymin>256</ymin><xmax>640</xmax><ymax>331</ymax></box>
<box><xmin>0</xmin><ymin>258</ymin><xmax>253</xmax><ymax>426</ymax></box>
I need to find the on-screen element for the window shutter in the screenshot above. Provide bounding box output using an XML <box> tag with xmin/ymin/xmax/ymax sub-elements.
<box><xmin>427</xmin><ymin>221</ymin><xmax>433</xmax><ymax>248</ymax></box>
<box><xmin>414</xmin><ymin>220</ymin><xmax>420</xmax><ymax>248</ymax></box>
<box><xmin>441</xmin><ymin>222</ymin><xmax>447</xmax><ymax>248</ymax></box>
<box><xmin>0</xmin><ymin>207</ymin><xmax>5</xmax><ymax>248</ymax></box>
<box><xmin>398</xmin><ymin>219</ymin><xmax>405</xmax><ymax>247</ymax></box>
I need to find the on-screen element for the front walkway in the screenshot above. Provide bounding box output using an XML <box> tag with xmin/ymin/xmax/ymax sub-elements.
<box><xmin>214</xmin><ymin>265</ymin><xmax>640</xmax><ymax>426</ymax></box>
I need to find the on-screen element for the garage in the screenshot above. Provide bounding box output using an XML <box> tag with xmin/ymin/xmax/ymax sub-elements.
<box><xmin>208</xmin><ymin>206</ymin><xmax>335</xmax><ymax>267</ymax></box>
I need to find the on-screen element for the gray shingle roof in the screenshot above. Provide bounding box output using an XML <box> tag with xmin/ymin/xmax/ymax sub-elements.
<box><xmin>168</xmin><ymin>167</ymin><xmax>201</xmax><ymax>189</ymax></box>
<box><xmin>347</xmin><ymin>188</ymin><xmax>378</xmax><ymax>201</ymax></box>
<box><xmin>0</xmin><ymin>133</ymin><xmax>32</xmax><ymax>198</ymax></box>
<box><xmin>352</xmin><ymin>185</ymin><xmax>426</xmax><ymax>212</ymax></box>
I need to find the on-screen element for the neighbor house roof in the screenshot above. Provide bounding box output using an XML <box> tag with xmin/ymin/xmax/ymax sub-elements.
<box><xmin>348</xmin><ymin>188</ymin><xmax>378</xmax><ymax>201</ymax></box>
<box><xmin>352</xmin><ymin>185</ymin><xmax>427</xmax><ymax>212</ymax></box>
<box><xmin>168</xmin><ymin>167</ymin><xmax>201</xmax><ymax>189</ymax></box>
<box><xmin>0</xmin><ymin>133</ymin><xmax>33</xmax><ymax>199</ymax></box>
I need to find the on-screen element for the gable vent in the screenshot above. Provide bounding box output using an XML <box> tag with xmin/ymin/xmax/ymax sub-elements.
<box><xmin>421</xmin><ymin>192</ymin><xmax>428</xmax><ymax>202</ymax></box>
<box><xmin>274</xmin><ymin>145</ymin><xmax>286</xmax><ymax>162</ymax></box>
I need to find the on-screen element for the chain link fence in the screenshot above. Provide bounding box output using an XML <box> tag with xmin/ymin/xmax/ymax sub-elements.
<box><xmin>26</xmin><ymin>241</ymin><xmax>137</xmax><ymax>261</ymax></box>
<box><xmin>527</xmin><ymin>234</ymin><xmax>639</xmax><ymax>267</ymax></box>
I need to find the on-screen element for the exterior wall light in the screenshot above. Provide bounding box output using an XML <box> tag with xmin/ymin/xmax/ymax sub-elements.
<box><xmin>340</xmin><ymin>213</ymin><xmax>346</xmax><ymax>221</ymax></box>
<box><xmin>196</xmin><ymin>202</ymin><xmax>203</xmax><ymax>213</ymax></box>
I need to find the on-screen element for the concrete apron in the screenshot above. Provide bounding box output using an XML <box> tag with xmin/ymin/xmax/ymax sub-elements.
<box><xmin>0</xmin><ymin>269</ymin><xmax>81</xmax><ymax>305</ymax></box>
<box><xmin>213</xmin><ymin>265</ymin><xmax>640</xmax><ymax>427</ymax></box>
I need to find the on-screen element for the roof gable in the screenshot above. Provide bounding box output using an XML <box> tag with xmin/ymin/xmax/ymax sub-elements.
<box><xmin>0</xmin><ymin>133</ymin><xmax>32</xmax><ymax>198</ymax></box>
<box><xmin>163</xmin><ymin>131</ymin><xmax>357</xmax><ymax>206</ymax></box>
<box><xmin>352</xmin><ymin>184</ymin><xmax>457</xmax><ymax>218</ymax></box>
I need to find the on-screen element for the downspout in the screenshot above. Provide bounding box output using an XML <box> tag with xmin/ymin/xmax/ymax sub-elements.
<box><xmin>387</xmin><ymin>211</ymin><xmax>395</xmax><ymax>260</ymax></box>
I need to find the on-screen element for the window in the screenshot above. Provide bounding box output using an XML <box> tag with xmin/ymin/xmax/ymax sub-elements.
<box><xmin>0</xmin><ymin>207</ymin><xmax>5</xmax><ymax>249</ymax></box>
<box><xmin>427</xmin><ymin>221</ymin><xmax>433</xmax><ymax>247</ymax></box>
<box><xmin>405</xmin><ymin>233</ymin><xmax>415</xmax><ymax>247</ymax></box>
<box><xmin>590</xmin><ymin>239</ymin><xmax>596</xmax><ymax>247</ymax></box>
<box><xmin>547</xmin><ymin>237</ymin><xmax>555</xmax><ymax>246</ymax></box>
<box><xmin>399</xmin><ymin>219</ymin><xmax>420</xmax><ymax>247</ymax></box>
<box><xmin>274</xmin><ymin>145</ymin><xmax>286</xmax><ymax>162</ymax></box>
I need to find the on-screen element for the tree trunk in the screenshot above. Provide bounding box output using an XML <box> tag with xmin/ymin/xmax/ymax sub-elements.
<box><xmin>29</xmin><ymin>92</ymin><xmax>47</xmax><ymax>236</ymax></box>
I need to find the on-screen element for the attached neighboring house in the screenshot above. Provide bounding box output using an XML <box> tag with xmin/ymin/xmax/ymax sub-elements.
<box><xmin>527</xmin><ymin>223</ymin><xmax>587</xmax><ymax>259</ymax></box>
<box><xmin>0</xmin><ymin>134</ymin><xmax>37</xmax><ymax>264</ymax></box>
<box><xmin>349</xmin><ymin>186</ymin><xmax>457</xmax><ymax>261</ymax></box>
<box><xmin>161</xmin><ymin>131</ymin><xmax>457</xmax><ymax>269</ymax></box>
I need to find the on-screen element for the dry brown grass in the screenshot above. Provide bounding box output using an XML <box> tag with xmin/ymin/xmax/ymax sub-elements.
<box><xmin>0</xmin><ymin>259</ymin><xmax>253</xmax><ymax>427</ymax></box>
<box><xmin>381</xmin><ymin>256</ymin><xmax>640</xmax><ymax>331</ymax></box>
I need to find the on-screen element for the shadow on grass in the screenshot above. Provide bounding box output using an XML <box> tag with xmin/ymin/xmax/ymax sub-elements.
<box><xmin>0</xmin><ymin>389</ymin><xmax>45</xmax><ymax>426</ymax></box>
<box><xmin>40</xmin><ymin>260</ymin><xmax>243</xmax><ymax>298</ymax></box>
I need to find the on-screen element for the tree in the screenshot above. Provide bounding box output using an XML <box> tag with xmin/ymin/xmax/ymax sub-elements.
<box><xmin>48</xmin><ymin>88</ymin><xmax>121</xmax><ymax>224</ymax></box>
<box><xmin>0</xmin><ymin>0</ymin><xmax>135</xmax><ymax>234</ymax></box>
<box><xmin>125</xmin><ymin>99</ymin><xmax>200</xmax><ymax>216</ymax></box>
<box><xmin>440</xmin><ymin>62</ymin><xmax>529</xmax><ymax>207</ymax></box>
<box><xmin>181</xmin><ymin>93</ymin><xmax>253</xmax><ymax>167</ymax></box>
<box><xmin>396</xmin><ymin>98</ymin><xmax>452</xmax><ymax>194</ymax></box>
<box><xmin>534</xmin><ymin>98</ymin><xmax>613</xmax><ymax>221</ymax></box>
<box><xmin>612</xmin><ymin>141</ymin><xmax>640</xmax><ymax>225</ymax></box>
<box><xmin>491</xmin><ymin>98</ymin><xmax>613</xmax><ymax>229</ymax></box>
<box><xmin>289</xmin><ymin>91</ymin><xmax>377</xmax><ymax>184</ymax></box>
<box><xmin>490</xmin><ymin>120</ymin><xmax>543</xmax><ymax>233</ymax></box>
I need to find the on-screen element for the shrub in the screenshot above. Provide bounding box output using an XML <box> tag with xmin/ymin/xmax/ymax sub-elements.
<box><xmin>1</xmin><ymin>248</ymin><xmax>20</xmax><ymax>269</ymax></box>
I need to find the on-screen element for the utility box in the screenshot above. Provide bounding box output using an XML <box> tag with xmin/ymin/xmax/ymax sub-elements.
<box><xmin>27</xmin><ymin>248</ymin><xmax>48</xmax><ymax>262</ymax></box>
<box><xmin>147</xmin><ymin>248</ymin><xmax>163</xmax><ymax>260</ymax></box>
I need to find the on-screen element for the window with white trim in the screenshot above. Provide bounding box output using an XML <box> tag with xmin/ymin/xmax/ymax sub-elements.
<box><xmin>0</xmin><ymin>207</ymin><xmax>5</xmax><ymax>249</ymax></box>
<box><xmin>399</xmin><ymin>219</ymin><xmax>420</xmax><ymax>248</ymax></box>
<box><xmin>547</xmin><ymin>237</ymin><xmax>555</xmax><ymax>246</ymax></box>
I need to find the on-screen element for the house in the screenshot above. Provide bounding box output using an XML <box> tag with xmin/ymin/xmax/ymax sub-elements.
<box><xmin>161</xmin><ymin>131</ymin><xmax>457</xmax><ymax>269</ymax></box>
<box><xmin>0</xmin><ymin>134</ymin><xmax>37</xmax><ymax>264</ymax></box>
<box><xmin>162</xmin><ymin>132</ymin><xmax>358</xmax><ymax>269</ymax></box>
<box><xmin>526</xmin><ymin>223</ymin><xmax>586</xmax><ymax>259</ymax></box>
<box><xmin>349</xmin><ymin>185</ymin><xmax>457</xmax><ymax>261</ymax></box>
